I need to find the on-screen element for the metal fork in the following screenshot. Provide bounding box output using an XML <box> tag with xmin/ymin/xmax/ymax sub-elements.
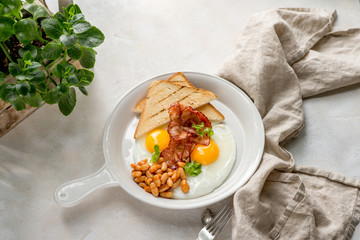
<box><xmin>196</xmin><ymin>206</ymin><xmax>232</xmax><ymax>240</ymax></box>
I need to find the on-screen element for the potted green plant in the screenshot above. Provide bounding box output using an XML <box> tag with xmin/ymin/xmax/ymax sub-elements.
<box><xmin>0</xmin><ymin>0</ymin><xmax>104</xmax><ymax>136</ymax></box>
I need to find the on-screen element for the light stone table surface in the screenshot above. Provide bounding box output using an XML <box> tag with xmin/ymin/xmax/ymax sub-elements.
<box><xmin>1</xmin><ymin>0</ymin><xmax>360</xmax><ymax>239</ymax></box>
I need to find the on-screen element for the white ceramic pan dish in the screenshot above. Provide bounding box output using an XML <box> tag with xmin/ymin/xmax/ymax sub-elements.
<box><xmin>54</xmin><ymin>72</ymin><xmax>264</xmax><ymax>209</ymax></box>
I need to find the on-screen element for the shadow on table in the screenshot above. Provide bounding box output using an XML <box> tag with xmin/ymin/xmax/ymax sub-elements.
<box><xmin>60</xmin><ymin>186</ymin><xmax>233</xmax><ymax>239</ymax></box>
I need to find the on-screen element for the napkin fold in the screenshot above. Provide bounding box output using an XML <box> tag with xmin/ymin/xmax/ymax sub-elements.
<box><xmin>218</xmin><ymin>8</ymin><xmax>360</xmax><ymax>240</ymax></box>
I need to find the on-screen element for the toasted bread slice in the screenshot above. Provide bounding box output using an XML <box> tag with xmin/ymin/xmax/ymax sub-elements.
<box><xmin>134</xmin><ymin>72</ymin><xmax>224</xmax><ymax>121</ymax></box>
<box><xmin>196</xmin><ymin>104</ymin><xmax>224</xmax><ymax>121</ymax></box>
<box><xmin>134</xmin><ymin>81</ymin><xmax>217</xmax><ymax>139</ymax></box>
<box><xmin>134</xmin><ymin>73</ymin><xmax>192</xmax><ymax>113</ymax></box>
<box><xmin>166</xmin><ymin>72</ymin><xmax>193</xmax><ymax>87</ymax></box>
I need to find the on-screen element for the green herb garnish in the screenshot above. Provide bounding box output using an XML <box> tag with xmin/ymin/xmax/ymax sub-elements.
<box><xmin>184</xmin><ymin>161</ymin><xmax>202</xmax><ymax>176</ymax></box>
<box><xmin>150</xmin><ymin>144</ymin><xmax>160</xmax><ymax>163</ymax></box>
<box><xmin>192</xmin><ymin>122</ymin><xmax>204</xmax><ymax>134</ymax></box>
<box><xmin>204</xmin><ymin>127</ymin><xmax>214</xmax><ymax>137</ymax></box>
<box><xmin>192</xmin><ymin>122</ymin><xmax>214</xmax><ymax>138</ymax></box>
<box><xmin>0</xmin><ymin>1</ymin><xmax>104</xmax><ymax>115</ymax></box>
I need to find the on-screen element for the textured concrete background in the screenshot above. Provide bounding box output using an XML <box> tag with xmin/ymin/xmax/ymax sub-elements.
<box><xmin>0</xmin><ymin>0</ymin><xmax>359</xmax><ymax>239</ymax></box>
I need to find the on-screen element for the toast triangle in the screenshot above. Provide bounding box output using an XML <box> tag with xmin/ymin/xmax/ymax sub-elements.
<box><xmin>134</xmin><ymin>81</ymin><xmax>218</xmax><ymax>139</ymax></box>
<box><xmin>134</xmin><ymin>73</ymin><xmax>224</xmax><ymax>122</ymax></box>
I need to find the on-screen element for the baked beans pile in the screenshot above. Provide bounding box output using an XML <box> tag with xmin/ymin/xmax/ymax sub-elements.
<box><xmin>130</xmin><ymin>157</ymin><xmax>189</xmax><ymax>198</ymax></box>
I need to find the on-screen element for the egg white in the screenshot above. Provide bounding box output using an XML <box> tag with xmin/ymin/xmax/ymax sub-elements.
<box><xmin>133</xmin><ymin>125</ymin><xmax>168</xmax><ymax>163</ymax></box>
<box><xmin>172</xmin><ymin>123</ymin><xmax>236</xmax><ymax>198</ymax></box>
<box><xmin>133</xmin><ymin>123</ymin><xmax>236</xmax><ymax>199</ymax></box>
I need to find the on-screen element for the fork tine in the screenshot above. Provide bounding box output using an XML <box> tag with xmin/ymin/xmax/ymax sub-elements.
<box><xmin>197</xmin><ymin>206</ymin><xmax>232</xmax><ymax>240</ymax></box>
<box><xmin>212</xmin><ymin>210</ymin><xmax>232</xmax><ymax>237</ymax></box>
<box><xmin>207</xmin><ymin>206</ymin><xmax>231</xmax><ymax>232</ymax></box>
<box><xmin>208</xmin><ymin>207</ymin><xmax>230</xmax><ymax>233</ymax></box>
<box><xmin>206</xmin><ymin>206</ymin><xmax>227</xmax><ymax>228</ymax></box>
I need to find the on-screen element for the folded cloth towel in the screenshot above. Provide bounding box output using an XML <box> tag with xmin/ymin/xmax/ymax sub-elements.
<box><xmin>218</xmin><ymin>8</ymin><xmax>360</xmax><ymax>240</ymax></box>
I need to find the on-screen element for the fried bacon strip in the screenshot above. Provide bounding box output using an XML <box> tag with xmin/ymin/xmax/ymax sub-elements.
<box><xmin>160</xmin><ymin>102</ymin><xmax>212</xmax><ymax>169</ymax></box>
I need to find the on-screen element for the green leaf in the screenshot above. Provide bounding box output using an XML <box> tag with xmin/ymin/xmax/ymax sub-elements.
<box><xmin>67</xmin><ymin>44</ymin><xmax>82</xmax><ymax>60</ymax></box>
<box><xmin>70</xmin><ymin>13</ymin><xmax>84</xmax><ymax>24</ymax></box>
<box><xmin>68</xmin><ymin>6</ymin><xmax>75</xmax><ymax>16</ymax></box>
<box><xmin>8</xmin><ymin>62</ymin><xmax>21</xmax><ymax>76</ymax></box>
<box><xmin>43</xmin><ymin>87</ymin><xmax>60</xmax><ymax>104</ymax></box>
<box><xmin>25</xmin><ymin>0</ymin><xmax>34</xmax><ymax>3</ymax></box>
<box><xmin>24</xmin><ymin>3</ymin><xmax>49</xmax><ymax>20</ymax></box>
<box><xmin>65</xmin><ymin>74</ymin><xmax>78</xmax><ymax>85</ymax></box>
<box><xmin>14</xmin><ymin>18</ymin><xmax>38</xmax><ymax>44</ymax></box>
<box><xmin>11</xmin><ymin>96</ymin><xmax>26</xmax><ymax>110</ymax></box>
<box><xmin>58</xmin><ymin>87</ymin><xmax>76</xmax><ymax>116</ymax></box>
<box><xmin>150</xmin><ymin>145</ymin><xmax>160</xmax><ymax>163</ymax></box>
<box><xmin>15</xmin><ymin>74</ymin><xmax>32</xmax><ymax>81</ymax></box>
<box><xmin>41</xmin><ymin>18</ymin><xmax>62</xmax><ymax>40</ymax></box>
<box><xmin>72</xmin><ymin>20</ymin><xmax>91</xmax><ymax>34</ymax></box>
<box><xmin>52</xmin><ymin>63</ymin><xmax>64</xmax><ymax>79</ymax></box>
<box><xmin>15</xmin><ymin>82</ymin><xmax>30</xmax><ymax>96</ymax></box>
<box><xmin>19</xmin><ymin>45</ymin><xmax>37</xmax><ymax>59</ymax></box>
<box><xmin>79</xmin><ymin>80</ymin><xmax>91</xmax><ymax>87</ymax></box>
<box><xmin>26</xmin><ymin>84</ymin><xmax>36</xmax><ymax>97</ymax></box>
<box><xmin>54</xmin><ymin>12</ymin><xmax>66</xmax><ymax>27</ymax></box>
<box><xmin>34</xmin><ymin>46</ymin><xmax>43</xmax><ymax>61</ymax></box>
<box><xmin>64</xmin><ymin>63</ymin><xmax>76</xmax><ymax>75</ymax></box>
<box><xmin>0</xmin><ymin>3</ymin><xmax>4</xmax><ymax>14</ymax></box>
<box><xmin>184</xmin><ymin>161</ymin><xmax>202</xmax><ymax>176</ymax></box>
<box><xmin>0</xmin><ymin>16</ymin><xmax>15</xmax><ymax>42</ymax></box>
<box><xmin>23</xmin><ymin>94</ymin><xmax>42</xmax><ymax>107</ymax></box>
<box><xmin>77</xmin><ymin>69</ymin><xmax>94</xmax><ymax>86</ymax></box>
<box><xmin>28</xmin><ymin>69</ymin><xmax>46</xmax><ymax>84</ymax></box>
<box><xmin>41</xmin><ymin>42</ymin><xmax>63</xmax><ymax>60</ymax></box>
<box><xmin>22</xmin><ymin>50</ymin><xmax>33</xmax><ymax>61</ymax></box>
<box><xmin>73</xmin><ymin>4</ymin><xmax>82</xmax><ymax>14</ymax></box>
<box><xmin>78</xmin><ymin>86</ymin><xmax>87</xmax><ymax>95</ymax></box>
<box><xmin>1</xmin><ymin>0</ymin><xmax>21</xmax><ymax>19</ymax></box>
<box><xmin>79</xmin><ymin>47</ymin><xmax>96</xmax><ymax>68</ymax></box>
<box><xmin>64</xmin><ymin>4</ymin><xmax>82</xmax><ymax>19</ymax></box>
<box><xmin>0</xmin><ymin>71</ymin><xmax>5</xmax><ymax>85</ymax></box>
<box><xmin>26</xmin><ymin>61</ymin><xmax>41</xmax><ymax>72</ymax></box>
<box><xmin>33</xmin><ymin>82</ymin><xmax>47</xmax><ymax>93</ymax></box>
<box><xmin>76</xmin><ymin>26</ymin><xmax>105</xmax><ymax>48</ymax></box>
<box><xmin>60</xmin><ymin>34</ymin><xmax>77</xmax><ymax>47</ymax></box>
<box><xmin>1</xmin><ymin>84</ymin><xmax>18</xmax><ymax>102</ymax></box>
<box><xmin>56</xmin><ymin>83</ymin><xmax>68</xmax><ymax>94</ymax></box>
<box><xmin>26</xmin><ymin>61</ymin><xmax>42</xmax><ymax>72</ymax></box>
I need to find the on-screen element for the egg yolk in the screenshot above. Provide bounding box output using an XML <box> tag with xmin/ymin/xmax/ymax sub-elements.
<box><xmin>145</xmin><ymin>129</ymin><xmax>170</xmax><ymax>153</ymax></box>
<box><xmin>190</xmin><ymin>140</ymin><xmax>219</xmax><ymax>165</ymax></box>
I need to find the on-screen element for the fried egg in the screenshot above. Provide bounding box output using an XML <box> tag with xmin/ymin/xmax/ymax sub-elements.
<box><xmin>133</xmin><ymin>125</ymin><xmax>169</xmax><ymax>162</ymax></box>
<box><xmin>133</xmin><ymin>123</ymin><xmax>236</xmax><ymax>199</ymax></box>
<box><xmin>172</xmin><ymin>123</ymin><xmax>236</xmax><ymax>198</ymax></box>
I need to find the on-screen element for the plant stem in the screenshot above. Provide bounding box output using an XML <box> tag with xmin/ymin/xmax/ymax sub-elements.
<box><xmin>45</xmin><ymin>57</ymin><xmax>62</xmax><ymax>69</ymax></box>
<box><xmin>41</xmin><ymin>62</ymin><xmax>57</xmax><ymax>86</ymax></box>
<box><xmin>36</xmin><ymin>36</ymin><xmax>49</xmax><ymax>44</ymax></box>
<box><xmin>62</xmin><ymin>50</ymin><xmax>67</xmax><ymax>65</ymax></box>
<box><xmin>15</xmin><ymin>12</ymin><xmax>22</xmax><ymax>21</ymax></box>
<box><xmin>0</xmin><ymin>42</ymin><xmax>15</xmax><ymax>63</ymax></box>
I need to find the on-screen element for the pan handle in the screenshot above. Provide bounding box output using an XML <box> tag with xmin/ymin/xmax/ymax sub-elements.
<box><xmin>54</xmin><ymin>164</ymin><xmax>118</xmax><ymax>207</ymax></box>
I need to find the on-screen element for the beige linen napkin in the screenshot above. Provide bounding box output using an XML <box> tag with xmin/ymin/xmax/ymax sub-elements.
<box><xmin>218</xmin><ymin>8</ymin><xmax>360</xmax><ymax>240</ymax></box>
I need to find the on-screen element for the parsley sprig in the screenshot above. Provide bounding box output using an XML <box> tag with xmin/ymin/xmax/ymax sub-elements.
<box><xmin>184</xmin><ymin>161</ymin><xmax>202</xmax><ymax>176</ymax></box>
<box><xmin>150</xmin><ymin>144</ymin><xmax>160</xmax><ymax>163</ymax></box>
<box><xmin>192</xmin><ymin>122</ymin><xmax>214</xmax><ymax>138</ymax></box>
